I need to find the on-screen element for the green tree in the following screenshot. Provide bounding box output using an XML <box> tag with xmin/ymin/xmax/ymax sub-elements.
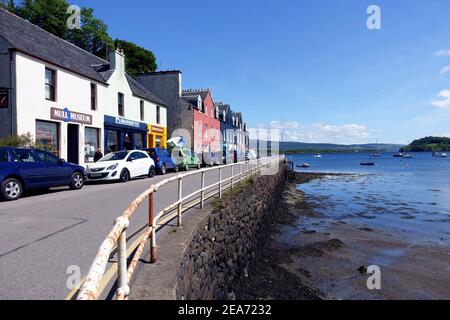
<box><xmin>15</xmin><ymin>0</ymin><xmax>70</xmax><ymax>39</ymax></box>
<box><xmin>0</xmin><ymin>0</ymin><xmax>15</xmax><ymax>11</ymax></box>
<box><xmin>114</xmin><ymin>39</ymin><xmax>157</xmax><ymax>76</ymax></box>
<box><xmin>67</xmin><ymin>7</ymin><xmax>113</xmax><ymax>59</ymax></box>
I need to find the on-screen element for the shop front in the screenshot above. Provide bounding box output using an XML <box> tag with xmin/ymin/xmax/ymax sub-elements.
<box><xmin>147</xmin><ymin>124</ymin><xmax>167</xmax><ymax>149</ymax></box>
<box><xmin>34</xmin><ymin>107</ymin><xmax>101</xmax><ymax>166</ymax></box>
<box><xmin>104</xmin><ymin>115</ymin><xmax>147</xmax><ymax>153</ymax></box>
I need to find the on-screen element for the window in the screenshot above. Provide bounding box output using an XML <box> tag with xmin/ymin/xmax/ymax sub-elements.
<box><xmin>106</xmin><ymin>130</ymin><xmax>119</xmax><ymax>152</ymax></box>
<box><xmin>205</xmin><ymin>124</ymin><xmax>208</xmax><ymax>139</ymax></box>
<box><xmin>156</xmin><ymin>106</ymin><xmax>160</xmax><ymax>124</ymax></box>
<box><xmin>85</xmin><ymin>127</ymin><xmax>100</xmax><ymax>163</ymax></box>
<box><xmin>0</xmin><ymin>149</ymin><xmax>9</xmax><ymax>162</ymax></box>
<box><xmin>45</xmin><ymin>68</ymin><xmax>56</xmax><ymax>101</ymax></box>
<box><xmin>91</xmin><ymin>83</ymin><xmax>97</xmax><ymax>110</ymax></box>
<box><xmin>11</xmin><ymin>149</ymin><xmax>36</xmax><ymax>163</ymax></box>
<box><xmin>36</xmin><ymin>120</ymin><xmax>59</xmax><ymax>154</ymax></box>
<box><xmin>34</xmin><ymin>150</ymin><xmax>59</xmax><ymax>164</ymax></box>
<box><xmin>134</xmin><ymin>133</ymin><xmax>144</xmax><ymax>150</ymax></box>
<box><xmin>118</xmin><ymin>92</ymin><xmax>124</xmax><ymax>116</ymax></box>
<box><xmin>140</xmin><ymin>100</ymin><xmax>144</xmax><ymax>121</ymax></box>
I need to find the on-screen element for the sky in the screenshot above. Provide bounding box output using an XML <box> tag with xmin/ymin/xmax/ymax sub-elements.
<box><xmin>70</xmin><ymin>0</ymin><xmax>450</xmax><ymax>144</ymax></box>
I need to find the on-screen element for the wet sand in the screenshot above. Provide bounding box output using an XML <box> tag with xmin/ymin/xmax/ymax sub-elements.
<box><xmin>236</xmin><ymin>173</ymin><xmax>450</xmax><ymax>300</ymax></box>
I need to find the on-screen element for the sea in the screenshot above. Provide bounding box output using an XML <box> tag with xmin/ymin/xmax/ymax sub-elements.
<box><xmin>289</xmin><ymin>152</ymin><xmax>450</xmax><ymax>245</ymax></box>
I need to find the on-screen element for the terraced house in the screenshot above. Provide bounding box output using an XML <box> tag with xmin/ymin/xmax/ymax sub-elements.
<box><xmin>0</xmin><ymin>8</ymin><xmax>166</xmax><ymax>166</ymax></box>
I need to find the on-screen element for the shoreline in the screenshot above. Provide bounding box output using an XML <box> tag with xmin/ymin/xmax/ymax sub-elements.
<box><xmin>236</xmin><ymin>172</ymin><xmax>450</xmax><ymax>300</ymax></box>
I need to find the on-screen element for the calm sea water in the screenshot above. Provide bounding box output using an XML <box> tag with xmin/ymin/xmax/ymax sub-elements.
<box><xmin>289</xmin><ymin>152</ymin><xmax>450</xmax><ymax>244</ymax></box>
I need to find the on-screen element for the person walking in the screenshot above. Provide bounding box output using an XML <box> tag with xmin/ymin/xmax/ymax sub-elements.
<box><xmin>94</xmin><ymin>148</ymin><xmax>103</xmax><ymax>162</ymax></box>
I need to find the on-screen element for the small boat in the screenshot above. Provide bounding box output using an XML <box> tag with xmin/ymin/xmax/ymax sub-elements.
<box><xmin>371</xmin><ymin>153</ymin><xmax>382</xmax><ymax>157</ymax></box>
<box><xmin>297</xmin><ymin>163</ymin><xmax>311</xmax><ymax>168</ymax></box>
<box><xmin>402</xmin><ymin>154</ymin><xmax>413</xmax><ymax>159</ymax></box>
<box><xmin>360</xmin><ymin>162</ymin><xmax>375</xmax><ymax>166</ymax></box>
<box><xmin>393</xmin><ymin>153</ymin><xmax>404</xmax><ymax>158</ymax></box>
<box><xmin>314</xmin><ymin>153</ymin><xmax>322</xmax><ymax>158</ymax></box>
<box><xmin>433</xmin><ymin>152</ymin><xmax>448</xmax><ymax>158</ymax></box>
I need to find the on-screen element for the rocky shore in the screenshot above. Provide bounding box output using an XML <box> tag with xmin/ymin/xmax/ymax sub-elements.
<box><xmin>236</xmin><ymin>172</ymin><xmax>450</xmax><ymax>300</ymax></box>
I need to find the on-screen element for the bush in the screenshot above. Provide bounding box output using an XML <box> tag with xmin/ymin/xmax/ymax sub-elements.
<box><xmin>0</xmin><ymin>133</ymin><xmax>35</xmax><ymax>147</ymax></box>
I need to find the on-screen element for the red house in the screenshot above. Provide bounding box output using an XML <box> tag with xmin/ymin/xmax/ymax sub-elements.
<box><xmin>182</xmin><ymin>89</ymin><xmax>220</xmax><ymax>155</ymax></box>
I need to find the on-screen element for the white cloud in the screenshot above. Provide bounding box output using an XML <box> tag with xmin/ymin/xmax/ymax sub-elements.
<box><xmin>434</xmin><ymin>49</ymin><xmax>450</xmax><ymax>56</ymax></box>
<box><xmin>440</xmin><ymin>65</ymin><xmax>450</xmax><ymax>76</ymax></box>
<box><xmin>431</xmin><ymin>89</ymin><xmax>450</xmax><ymax>109</ymax></box>
<box><xmin>250</xmin><ymin>121</ymin><xmax>374</xmax><ymax>144</ymax></box>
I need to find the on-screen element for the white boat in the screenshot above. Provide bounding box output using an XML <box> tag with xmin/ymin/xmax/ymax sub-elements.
<box><xmin>433</xmin><ymin>152</ymin><xmax>447</xmax><ymax>158</ymax></box>
<box><xmin>297</xmin><ymin>163</ymin><xmax>311</xmax><ymax>168</ymax></box>
<box><xmin>314</xmin><ymin>153</ymin><xmax>322</xmax><ymax>158</ymax></box>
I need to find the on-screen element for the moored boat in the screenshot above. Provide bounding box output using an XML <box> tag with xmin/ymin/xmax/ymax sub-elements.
<box><xmin>393</xmin><ymin>153</ymin><xmax>404</xmax><ymax>158</ymax></box>
<box><xmin>433</xmin><ymin>152</ymin><xmax>447</xmax><ymax>158</ymax></box>
<box><xmin>297</xmin><ymin>163</ymin><xmax>311</xmax><ymax>168</ymax></box>
<box><xmin>314</xmin><ymin>153</ymin><xmax>322</xmax><ymax>158</ymax></box>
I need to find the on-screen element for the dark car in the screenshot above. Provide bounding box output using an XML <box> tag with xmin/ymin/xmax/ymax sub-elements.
<box><xmin>142</xmin><ymin>148</ymin><xmax>178</xmax><ymax>175</ymax></box>
<box><xmin>0</xmin><ymin>147</ymin><xmax>86</xmax><ymax>201</ymax></box>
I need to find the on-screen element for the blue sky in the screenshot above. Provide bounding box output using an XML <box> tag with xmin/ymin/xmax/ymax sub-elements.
<box><xmin>72</xmin><ymin>0</ymin><xmax>450</xmax><ymax>144</ymax></box>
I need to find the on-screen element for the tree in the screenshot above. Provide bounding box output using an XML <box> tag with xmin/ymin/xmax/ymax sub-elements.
<box><xmin>0</xmin><ymin>0</ymin><xmax>15</xmax><ymax>11</ymax></box>
<box><xmin>115</xmin><ymin>39</ymin><xmax>157</xmax><ymax>76</ymax></box>
<box><xmin>67</xmin><ymin>7</ymin><xmax>113</xmax><ymax>59</ymax></box>
<box><xmin>15</xmin><ymin>0</ymin><xmax>71</xmax><ymax>39</ymax></box>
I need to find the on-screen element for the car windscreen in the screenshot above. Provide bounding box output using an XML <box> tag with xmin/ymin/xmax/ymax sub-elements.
<box><xmin>99</xmin><ymin>151</ymin><xmax>128</xmax><ymax>161</ymax></box>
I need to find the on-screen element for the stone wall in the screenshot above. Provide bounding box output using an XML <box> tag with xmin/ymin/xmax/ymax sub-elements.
<box><xmin>176</xmin><ymin>162</ymin><xmax>287</xmax><ymax>300</ymax></box>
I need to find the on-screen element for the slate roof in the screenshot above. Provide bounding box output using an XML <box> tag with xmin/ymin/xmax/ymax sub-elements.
<box><xmin>0</xmin><ymin>8</ymin><xmax>108</xmax><ymax>84</ymax></box>
<box><xmin>125</xmin><ymin>74</ymin><xmax>166</xmax><ymax>106</ymax></box>
<box><xmin>182</xmin><ymin>89</ymin><xmax>209</xmax><ymax>101</ymax></box>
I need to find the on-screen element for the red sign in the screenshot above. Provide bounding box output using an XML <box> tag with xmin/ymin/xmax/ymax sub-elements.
<box><xmin>0</xmin><ymin>92</ymin><xmax>7</xmax><ymax>108</ymax></box>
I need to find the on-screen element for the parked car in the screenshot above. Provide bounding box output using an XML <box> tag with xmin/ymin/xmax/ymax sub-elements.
<box><xmin>245</xmin><ymin>150</ymin><xmax>258</xmax><ymax>161</ymax></box>
<box><xmin>201</xmin><ymin>152</ymin><xmax>222</xmax><ymax>167</ymax></box>
<box><xmin>172</xmin><ymin>148</ymin><xmax>201</xmax><ymax>171</ymax></box>
<box><xmin>142</xmin><ymin>148</ymin><xmax>178</xmax><ymax>174</ymax></box>
<box><xmin>86</xmin><ymin>150</ymin><xmax>155</xmax><ymax>182</ymax></box>
<box><xmin>0</xmin><ymin>147</ymin><xmax>86</xmax><ymax>201</ymax></box>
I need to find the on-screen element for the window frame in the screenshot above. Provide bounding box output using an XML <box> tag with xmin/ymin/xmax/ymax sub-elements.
<box><xmin>90</xmin><ymin>83</ymin><xmax>97</xmax><ymax>111</ymax></box>
<box><xmin>45</xmin><ymin>68</ymin><xmax>56</xmax><ymax>101</ymax></box>
<box><xmin>140</xmin><ymin>100</ymin><xmax>145</xmax><ymax>121</ymax></box>
<box><xmin>156</xmin><ymin>106</ymin><xmax>161</xmax><ymax>124</ymax></box>
<box><xmin>118</xmin><ymin>92</ymin><xmax>125</xmax><ymax>117</ymax></box>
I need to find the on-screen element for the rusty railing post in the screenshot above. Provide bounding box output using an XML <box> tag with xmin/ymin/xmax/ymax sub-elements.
<box><xmin>219</xmin><ymin>167</ymin><xmax>222</xmax><ymax>198</ymax></box>
<box><xmin>200</xmin><ymin>171</ymin><xmax>205</xmax><ymax>209</ymax></box>
<box><xmin>231</xmin><ymin>164</ymin><xmax>234</xmax><ymax>190</ymax></box>
<box><xmin>149</xmin><ymin>192</ymin><xmax>156</xmax><ymax>264</ymax></box>
<box><xmin>177</xmin><ymin>177</ymin><xmax>182</xmax><ymax>226</ymax></box>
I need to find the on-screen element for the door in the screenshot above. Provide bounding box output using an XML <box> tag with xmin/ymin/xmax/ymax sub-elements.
<box><xmin>67</xmin><ymin>124</ymin><xmax>79</xmax><ymax>164</ymax></box>
<box><xmin>127</xmin><ymin>152</ymin><xmax>142</xmax><ymax>177</ymax></box>
<box><xmin>34</xmin><ymin>149</ymin><xmax>71</xmax><ymax>186</ymax></box>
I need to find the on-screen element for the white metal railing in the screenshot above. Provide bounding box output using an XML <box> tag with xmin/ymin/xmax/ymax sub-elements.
<box><xmin>76</xmin><ymin>155</ymin><xmax>285</xmax><ymax>300</ymax></box>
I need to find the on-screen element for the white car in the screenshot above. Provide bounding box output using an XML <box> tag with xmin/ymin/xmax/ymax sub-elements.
<box><xmin>86</xmin><ymin>150</ymin><xmax>156</xmax><ymax>182</ymax></box>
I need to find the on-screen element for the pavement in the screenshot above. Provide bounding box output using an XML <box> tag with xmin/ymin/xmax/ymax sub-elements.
<box><xmin>0</xmin><ymin>165</ymin><xmax>237</xmax><ymax>300</ymax></box>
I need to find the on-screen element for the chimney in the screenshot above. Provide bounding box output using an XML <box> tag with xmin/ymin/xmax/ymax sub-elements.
<box><xmin>109</xmin><ymin>47</ymin><xmax>125</xmax><ymax>74</ymax></box>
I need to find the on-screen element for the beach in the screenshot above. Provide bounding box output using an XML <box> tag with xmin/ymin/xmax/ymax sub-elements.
<box><xmin>236</xmin><ymin>172</ymin><xmax>450</xmax><ymax>300</ymax></box>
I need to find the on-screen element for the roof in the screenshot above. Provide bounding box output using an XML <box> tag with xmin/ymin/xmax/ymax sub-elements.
<box><xmin>0</xmin><ymin>8</ymin><xmax>108</xmax><ymax>84</ymax></box>
<box><xmin>182</xmin><ymin>89</ymin><xmax>209</xmax><ymax>101</ymax></box>
<box><xmin>125</xmin><ymin>74</ymin><xmax>166</xmax><ymax>106</ymax></box>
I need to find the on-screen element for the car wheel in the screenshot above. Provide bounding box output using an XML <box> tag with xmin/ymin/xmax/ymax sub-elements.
<box><xmin>184</xmin><ymin>163</ymin><xmax>189</xmax><ymax>171</ymax></box>
<box><xmin>160</xmin><ymin>164</ymin><xmax>167</xmax><ymax>175</ymax></box>
<box><xmin>1</xmin><ymin>178</ymin><xmax>23</xmax><ymax>201</ymax></box>
<box><xmin>148</xmin><ymin>166</ymin><xmax>156</xmax><ymax>178</ymax></box>
<box><xmin>69</xmin><ymin>172</ymin><xmax>84</xmax><ymax>190</ymax></box>
<box><xmin>174</xmin><ymin>165</ymin><xmax>179</xmax><ymax>173</ymax></box>
<box><xmin>120</xmin><ymin>169</ymin><xmax>130</xmax><ymax>182</ymax></box>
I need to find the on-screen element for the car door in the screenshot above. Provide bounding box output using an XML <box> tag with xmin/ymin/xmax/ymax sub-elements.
<box><xmin>33</xmin><ymin>150</ymin><xmax>70</xmax><ymax>186</ymax></box>
<box><xmin>126</xmin><ymin>152</ymin><xmax>141</xmax><ymax>177</ymax></box>
<box><xmin>10</xmin><ymin>149</ymin><xmax>46</xmax><ymax>188</ymax></box>
<box><xmin>139</xmin><ymin>151</ymin><xmax>152</xmax><ymax>174</ymax></box>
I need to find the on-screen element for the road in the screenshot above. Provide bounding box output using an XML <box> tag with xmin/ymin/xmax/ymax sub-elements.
<box><xmin>0</xmin><ymin>165</ymin><xmax>238</xmax><ymax>300</ymax></box>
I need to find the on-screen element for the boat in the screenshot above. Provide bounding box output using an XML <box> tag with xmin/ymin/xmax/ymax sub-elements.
<box><xmin>371</xmin><ymin>139</ymin><xmax>382</xmax><ymax>157</ymax></box>
<box><xmin>402</xmin><ymin>154</ymin><xmax>413</xmax><ymax>159</ymax></box>
<box><xmin>393</xmin><ymin>152</ymin><xmax>404</xmax><ymax>158</ymax></box>
<box><xmin>360</xmin><ymin>162</ymin><xmax>375</xmax><ymax>166</ymax></box>
<box><xmin>433</xmin><ymin>152</ymin><xmax>448</xmax><ymax>158</ymax></box>
<box><xmin>314</xmin><ymin>153</ymin><xmax>322</xmax><ymax>158</ymax></box>
<box><xmin>297</xmin><ymin>163</ymin><xmax>311</xmax><ymax>168</ymax></box>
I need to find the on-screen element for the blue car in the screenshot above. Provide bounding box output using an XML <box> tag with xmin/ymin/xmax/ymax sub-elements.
<box><xmin>0</xmin><ymin>147</ymin><xmax>86</xmax><ymax>201</ymax></box>
<box><xmin>142</xmin><ymin>148</ymin><xmax>178</xmax><ymax>175</ymax></box>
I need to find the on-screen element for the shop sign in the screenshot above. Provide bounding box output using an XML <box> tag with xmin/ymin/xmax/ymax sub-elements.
<box><xmin>149</xmin><ymin>125</ymin><xmax>165</xmax><ymax>135</ymax></box>
<box><xmin>115</xmin><ymin>117</ymin><xmax>141</xmax><ymax>128</ymax></box>
<box><xmin>51</xmin><ymin>107</ymin><xmax>92</xmax><ymax>125</ymax></box>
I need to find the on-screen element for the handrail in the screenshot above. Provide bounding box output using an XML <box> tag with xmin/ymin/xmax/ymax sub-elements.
<box><xmin>76</xmin><ymin>155</ymin><xmax>284</xmax><ymax>300</ymax></box>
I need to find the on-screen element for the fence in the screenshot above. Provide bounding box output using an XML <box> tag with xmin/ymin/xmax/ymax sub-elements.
<box><xmin>76</xmin><ymin>155</ymin><xmax>285</xmax><ymax>300</ymax></box>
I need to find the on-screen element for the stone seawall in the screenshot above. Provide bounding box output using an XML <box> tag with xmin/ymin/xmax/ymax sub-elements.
<box><xmin>176</xmin><ymin>163</ymin><xmax>287</xmax><ymax>300</ymax></box>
